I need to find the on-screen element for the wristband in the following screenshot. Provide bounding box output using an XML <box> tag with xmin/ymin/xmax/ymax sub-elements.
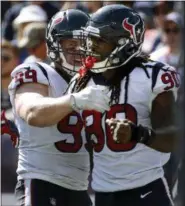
<box><xmin>70</xmin><ymin>94</ymin><xmax>81</xmax><ymax>112</ymax></box>
<box><xmin>130</xmin><ymin>123</ymin><xmax>156</xmax><ymax>145</ymax></box>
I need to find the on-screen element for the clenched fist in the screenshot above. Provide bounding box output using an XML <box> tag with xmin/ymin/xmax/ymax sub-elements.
<box><xmin>106</xmin><ymin>118</ymin><xmax>133</xmax><ymax>143</ymax></box>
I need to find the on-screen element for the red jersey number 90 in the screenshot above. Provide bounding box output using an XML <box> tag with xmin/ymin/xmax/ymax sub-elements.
<box><xmin>161</xmin><ymin>70</ymin><xmax>180</xmax><ymax>90</ymax></box>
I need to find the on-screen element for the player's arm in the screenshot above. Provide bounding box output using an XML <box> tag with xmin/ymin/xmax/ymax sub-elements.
<box><xmin>148</xmin><ymin>90</ymin><xmax>178</xmax><ymax>152</ymax></box>
<box><xmin>15</xmin><ymin>85</ymin><xmax>110</xmax><ymax>127</ymax></box>
<box><xmin>147</xmin><ymin>65</ymin><xmax>180</xmax><ymax>152</ymax></box>
<box><xmin>107</xmin><ymin>64</ymin><xmax>180</xmax><ymax>153</ymax></box>
<box><xmin>10</xmin><ymin>64</ymin><xmax>110</xmax><ymax>128</ymax></box>
<box><xmin>14</xmin><ymin>82</ymin><xmax>74</xmax><ymax>127</ymax></box>
<box><xmin>9</xmin><ymin>64</ymin><xmax>75</xmax><ymax>127</ymax></box>
<box><xmin>123</xmin><ymin>90</ymin><xmax>178</xmax><ymax>153</ymax></box>
<box><xmin>106</xmin><ymin>92</ymin><xmax>178</xmax><ymax>153</ymax></box>
<box><xmin>107</xmin><ymin>91</ymin><xmax>178</xmax><ymax>153</ymax></box>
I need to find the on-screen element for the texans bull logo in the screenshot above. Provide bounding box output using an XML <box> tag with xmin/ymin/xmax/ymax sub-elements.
<box><xmin>54</xmin><ymin>17</ymin><xmax>64</xmax><ymax>25</ymax></box>
<box><xmin>122</xmin><ymin>17</ymin><xmax>141</xmax><ymax>44</ymax></box>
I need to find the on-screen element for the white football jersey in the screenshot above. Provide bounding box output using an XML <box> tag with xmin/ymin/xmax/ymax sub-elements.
<box><xmin>69</xmin><ymin>60</ymin><xmax>179</xmax><ymax>192</ymax></box>
<box><xmin>8</xmin><ymin>62</ymin><xmax>90</xmax><ymax>190</ymax></box>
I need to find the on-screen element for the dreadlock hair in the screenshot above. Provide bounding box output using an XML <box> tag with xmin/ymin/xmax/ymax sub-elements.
<box><xmin>72</xmin><ymin>53</ymin><xmax>150</xmax><ymax>105</ymax></box>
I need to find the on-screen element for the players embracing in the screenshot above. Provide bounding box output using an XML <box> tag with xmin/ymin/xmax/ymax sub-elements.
<box><xmin>8</xmin><ymin>4</ymin><xmax>180</xmax><ymax>206</ymax></box>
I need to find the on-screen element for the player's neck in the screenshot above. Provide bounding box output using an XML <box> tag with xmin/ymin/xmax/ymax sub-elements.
<box><xmin>102</xmin><ymin>69</ymin><xmax>116</xmax><ymax>81</ymax></box>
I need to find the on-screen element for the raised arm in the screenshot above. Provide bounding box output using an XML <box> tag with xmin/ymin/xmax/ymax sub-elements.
<box><xmin>9</xmin><ymin>63</ymin><xmax>110</xmax><ymax>127</ymax></box>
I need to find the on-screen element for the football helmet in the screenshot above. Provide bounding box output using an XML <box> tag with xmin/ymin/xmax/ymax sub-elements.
<box><xmin>46</xmin><ymin>9</ymin><xmax>89</xmax><ymax>75</ymax></box>
<box><xmin>82</xmin><ymin>4</ymin><xmax>145</xmax><ymax>73</ymax></box>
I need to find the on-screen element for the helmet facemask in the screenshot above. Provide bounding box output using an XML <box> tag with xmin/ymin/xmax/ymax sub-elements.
<box><xmin>47</xmin><ymin>30</ymin><xmax>86</xmax><ymax>75</ymax></box>
<box><xmin>81</xmin><ymin>25</ymin><xmax>144</xmax><ymax>73</ymax></box>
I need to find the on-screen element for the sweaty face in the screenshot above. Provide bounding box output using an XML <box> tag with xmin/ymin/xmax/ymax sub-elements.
<box><xmin>60</xmin><ymin>39</ymin><xmax>82</xmax><ymax>66</ymax></box>
<box><xmin>86</xmin><ymin>36</ymin><xmax>116</xmax><ymax>62</ymax></box>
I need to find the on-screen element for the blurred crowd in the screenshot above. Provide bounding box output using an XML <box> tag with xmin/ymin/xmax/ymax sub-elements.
<box><xmin>1</xmin><ymin>1</ymin><xmax>184</xmax><ymax>205</ymax></box>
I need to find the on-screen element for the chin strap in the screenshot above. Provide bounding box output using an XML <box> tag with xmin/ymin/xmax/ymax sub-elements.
<box><xmin>78</xmin><ymin>56</ymin><xmax>97</xmax><ymax>77</ymax></box>
<box><xmin>1</xmin><ymin>110</ymin><xmax>19</xmax><ymax>148</ymax></box>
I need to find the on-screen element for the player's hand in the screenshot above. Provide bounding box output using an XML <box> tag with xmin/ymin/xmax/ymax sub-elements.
<box><xmin>71</xmin><ymin>85</ymin><xmax>110</xmax><ymax>113</ymax></box>
<box><xmin>106</xmin><ymin>118</ymin><xmax>132</xmax><ymax>143</ymax></box>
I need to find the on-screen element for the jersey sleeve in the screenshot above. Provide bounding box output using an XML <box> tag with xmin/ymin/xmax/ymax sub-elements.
<box><xmin>149</xmin><ymin>63</ymin><xmax>180</xmax><ymax>110</ymax></box>
<box><xmin>8</xmin><ymin>63</ymin><xmax>49</xmax><ymax>94</ymax></box>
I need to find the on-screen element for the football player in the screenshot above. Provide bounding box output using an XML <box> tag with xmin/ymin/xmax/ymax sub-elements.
<box><xmin>8</xmin><ymin>9</ymin><xmax>110</xmax><ymax>206</ymax></box>
<box><xmin>69</xmin><ymin>5</ymin><xmax>180</xmax><ymax>206</ymax></box>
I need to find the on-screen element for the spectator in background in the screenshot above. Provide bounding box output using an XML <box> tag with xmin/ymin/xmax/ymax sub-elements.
<box><xmin>80</xmin><ymin>2</ymin><xmax>103</xmax><ymax>14</ymax></box>
<box><xmin>18</xmin><ymin>22</ymin><xmax>49</xmax><ymax>64</ymax></box>
<box><xmin>153</xmin><ymin>2</ymin><xmax>174</xmax><ymax>29</ymax></box>
<box><xmin>1</xmin><ymin>39</ymin><xmax>20</xmax><ymax>111</ymax></box>
<box><xmin>60</xmin><ymin>2</ymin><xmax>89</xmax><ymax>14</ymax></box>
<box><xmin>103</xmin><ymin>1</ymin><xmax>134</xmax><ymax>8</ymax></box>
<box><xmin>1</xmin><ymin>39</ymin><xmax>19</xmax><ymax>192</ymax></box>
<box><xmin>138</xmin><ymin>11</ymin><xmax>159</xmax><ymax>54</ymax></box>
<box><xmin>2</xmin><ymin>1</ymin><xmax>58</xmax><ymax>42</ymax></box>
<box><xmin>12</xmin><ymin>4</ymin><xmax>47</xmax><ymax>63</ymax></box>
<box><xmin>28</xmin><ymin>1</ymin><xmax>59</xmax><ymax>21</ymax></box>
<box><xmin>61</xmin><ymin>1</ymin><xmax>103</xmax><ymax>14</ymax></box>
<box><xmin>13</xmin><ymin>5</ymin><xmax>47</xmax><ymax>44</ymax></box>
<box><xmin>2</xmin><ymin>1</ymin><xmax>26</xmax><ymax>41</ymax></box>
<box><xmin>133</xmin><ymin>2</ymin><xmax>159</xmax><ymax>54</ymax></box>
<box><xmin>151</xmin><ymin>1</ymin><xmax>174</xmax><ymax>52</ymax></box>
<box><xmin>60</xmin><ymin>1</ymin><xmax>78</xmax><ymax>11</ymax></box>
<box><xmin>133</xmin><ymin>1</ymin><xmax>154</xmax><ymax>18</ymax></box>
<box><xmin>150</xmin><ymin>12</ymin><xmax>183</xmax><ymax>71</ymax></box>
